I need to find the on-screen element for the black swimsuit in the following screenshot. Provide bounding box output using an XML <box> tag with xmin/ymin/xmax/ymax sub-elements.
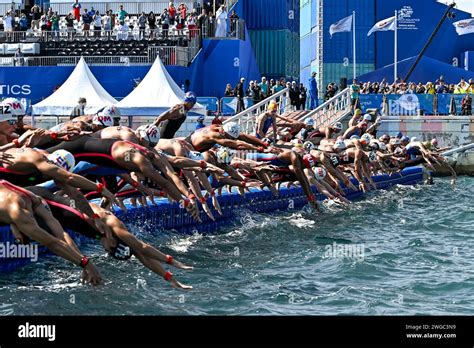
<box><xmin>26</xmin><ymin>186</ymin><xmax>102</xmax><ymax>240</ymax></box>
<box><xmin>46</xmin><ymin>136</ymin><xmax>122</xmax><ymax>169</ymax></box>
<box><xmin>0</xmin><ymin>167</ymin><xmax>47</xmax><ymax>187</ymax></box>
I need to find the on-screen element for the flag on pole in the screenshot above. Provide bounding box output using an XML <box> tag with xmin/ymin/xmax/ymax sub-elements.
<box><xmin>329</xmin><ymin>14</ymin><xmax>353</xmax><ymax>37</ymax></box>
<box><xmin>452</xmin><ymin>18</ymin><xmax>474</xmax><ymax>35</ymax></box>
<box><xmin>367</xmin><ymin>16</ymin><xmax>396</xmax><ymax>36</ymax></box>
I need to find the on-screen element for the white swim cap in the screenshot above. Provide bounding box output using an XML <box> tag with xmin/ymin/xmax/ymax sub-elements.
<box><xmin>333</xmin><ymin>139</ymin><xmax>346</xmax><ymax>150</ymax></box>
<box><xmin>368</xmin><ymin>151</ymin><xmax>378</xmax><ymax>163</ymax></box>
<box><xmin>48</xmin><ymin>150</ymin><xmax>75</xmax><ymax>171</ymax></box>
<box><xmin>305</xmin><ymin>118</ymin><xmax>315</xmax><ymax>126</ymax></box>
<box><xmin>0</xmin><ymin>98</ymin><xmax>25</xmax><ymax>119</ymax></box>
<box><xmin>137</xmin><ymin>125</ymin><xmax>160</xmax><ymax>144</ymax></box>
<box><xmin>223</xmin><ymin>122</ymin><xmax>241</xmax><ymax>139</ymax></box>
<box><xmin>313</xmin><ymin>167</ymin><xmax>327</xmax><ymax>181</ymax></box>
<box><xmin>99</xmin><ymin>105</ymin><xmax>121</xmax><ymax>118</ymax></box>
<box><xmin>332</xmin><ymin>122</ymin><xmax>343</xmax><ymax>131</ymax></box>
<box><xmin>378</xmin><ymin>141</ymin><xmax>387</xmax><ymax>151</ymax></box>
<box><xmin>360</xmin><ymin>133</ymin><xmax>372</xmax><ymax>145</ymax></box>
<box><xmin>303</xmin><ymin>141</ymin><xmax>315</xmax><ymax>152</ymax></box>
<box><xmin>92</xmin><ymin>114</ymin><xmax>114</xmax><ymax>127</ymax></box>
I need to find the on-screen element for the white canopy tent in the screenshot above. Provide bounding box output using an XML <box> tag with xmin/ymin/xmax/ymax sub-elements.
<box><xmin>32</xmin><ymin>57</ymin><xmax>118</xmax><ymax>115</ymax></box>
<box><xmin>116</xmin><ymin>56</ymin><xmax>206</xmax><ymax>116</ymax></box>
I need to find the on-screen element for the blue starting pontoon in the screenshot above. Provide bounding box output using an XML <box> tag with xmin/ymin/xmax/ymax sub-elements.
<box><xmin>0</xmin><ymin>167</ymin><xmax>424</xmax><ymax>273</ymax></box>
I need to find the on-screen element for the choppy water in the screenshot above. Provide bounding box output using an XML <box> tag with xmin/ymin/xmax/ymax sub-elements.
<box><xmin>0</xmin><ymin>177</ymin><xmax>473</xmax><ymax>315</ymax></box>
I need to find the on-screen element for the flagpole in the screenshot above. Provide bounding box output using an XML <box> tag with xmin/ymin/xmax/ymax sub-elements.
<box><xmin>353</xmin><ymin>11</ymin><xmax>356</xmax><ymax>80</ymax></box>
<box><xmin>394</xmin><ymin>10</ymin><xmax>398</xmax><ymax>83</ymax></box>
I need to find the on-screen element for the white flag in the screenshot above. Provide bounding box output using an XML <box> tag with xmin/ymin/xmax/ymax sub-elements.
<box><xmin>367</xmin><ymin>16</ymin><xmax>396</xmax><ymax>36</ymax></box>
<box><xmin>453</xmin><ymin>18</ymin><xmax>474</xmax><ymax>35</ymax></box>
<box><xmin>329</xmin><ymin>14</ymin><xmax>353</xmax><ymax>38</ymax></box>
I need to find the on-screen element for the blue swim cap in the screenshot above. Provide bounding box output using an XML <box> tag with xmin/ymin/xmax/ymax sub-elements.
<box><xmin>397</xmin><ymin>132</ymin><xmax>403</xmax><ymax>139</ymax></box>
<box><xmin>401</xmin><ymin>136</ymin><xmax>410</xmax><ymax>143</ymax></box>
<box><xmin>184</xmin><ymin>92</ymin><xmax>197</xmax><ymax>104</ymax></box>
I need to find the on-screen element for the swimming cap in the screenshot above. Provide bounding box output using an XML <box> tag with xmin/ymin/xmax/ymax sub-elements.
<box><xmin>92</xmin><ymin>114</ymin><xmax>114</xmax><ymax>127</ymax></box>
<box><xmin>0</xmin><ymin>98</ymin><xmax>25</xmax><ymax>118</ymax></box>
<box><xmin>47</xmin><ymin>150</ymin><xmax>75</xmax><ymax>171</ymax></box>
<box><xmin>267</xmin><ymin>101</ymin><xmax>278</xmax><ymax>112</ymax></box>
<box><xmin>305</xmin><ymin>118</ymin><xmax>315</xmax><ymax>127</ymax></box>
<box><xmin>360</xmin><ymin>133</ymin><xmax>372</xmax><ymax>145</ymax></box>
<box><xmin>223</xmin><ymin>122</ymin><xmax>241</xmax><ymax>139</ymax></box>
<box><xmin>332</xmin><ymin>122</ymin><xmax>343</xmax><ymax>131</ymax></box>
<box><xmin>303</xmin><ymin>141</ymin><xmax>315</xmax><ymax>152</ymax></box>
<box><xmin>188</xmin><ymin>151</ymin><xmax>204</xmax><ymax>161</ymax></box>
<box><xmin>313</xmin><ymin>167</ymin><xmax>327</xmax><ymax>181</ymax></box>
<box><xmin>137</xmin><ymin>125</ymin><xmax>160</xmax><ymax>144</ymax></box>
<box><xmin>334</xmin><ymin>139</ymin><xmax>346</xmax><ymax>150</ymax></box>
<box><xmin>184</xmin><ymin>91</ymin><xmax>197</xmax><ymax>104</ymax></box>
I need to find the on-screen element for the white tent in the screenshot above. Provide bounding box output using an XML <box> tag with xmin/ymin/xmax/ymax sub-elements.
<box><xmin>116</xmin><ymin>56</ymin><xmax>206</xmax><ymax>116</ymax></box>
<box><xmin>32</xmin><ymin>57</ymin><xmax>118</xmax><ymax>115</ymax></box>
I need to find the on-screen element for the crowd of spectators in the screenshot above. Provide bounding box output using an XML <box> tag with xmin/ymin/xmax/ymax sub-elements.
<box><xmin>225</xmin><ymin>77</ymin><xmax>309</xmax><ymax>113</ymax></box>
<box><xmin>354</xmin><ymin>78</ymin><xmax>474</xmax><ymax>95</ymax></box>
<box><xmin>349</xmin><ymin>77</ymin><xmax>473</xmax><ymax>115</ymax></box>
<box><xmin>0</xmin><ymin>1</ymin><xmax>240</xmax><ymax>40</ymax></box>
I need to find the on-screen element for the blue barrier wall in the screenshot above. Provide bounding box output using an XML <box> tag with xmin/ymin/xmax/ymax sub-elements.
<box><xmin>358</xmin><ymin>93</ymin><xmax>473</xmax><ymax>115</ymax></box>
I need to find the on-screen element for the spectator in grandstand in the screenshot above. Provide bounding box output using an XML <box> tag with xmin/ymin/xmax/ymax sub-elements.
<box><xmin>269</xmin><ymin>79</ymin><xmax>276</xmax><ymax>94</ymax></box>
<box><xmin>102</xmin><ymin>11</ymin><xmax>112</xmax><ymax>36</ymax></box>
<box><xmin>107</xmin><ymin>10</ymin><xmax>115</xmax><ymax>30</ymax></box>
<box><xmin>350</xmin><ymin>78</ymin><xmax>360</xmax><ymax>112</ymax></box>
<box><xmin>117</xmin><ymin>20</ymin><xmax>129</xmax><ymax>40</ymax></box>
<box><xmin>138</xmin><ymin>12</ymin><xmax>147</xmax><ymax>39</ymax></box>
<box><xmin>289</xmin><ymin>81</ymin><xmax>300</xmax><ymax>110</ymax></box>
<box><xmin>87</xmin><ymin>7</ymin><xmax>95</xmax><ymax>18</ymax></box>
<box><xmin>259</xmin><ymin>77</ymin><xmax>269</xmax><ymax>99</ymax></box>
<box><xmin>168</xmin><ymin>2</ymin><xmax>177</xmax><ymax>25</ymax></box>
<box><xmin>324</xmin><ymin>83</ymin><xmax>336</xmax><ymax>101</ymax></box>
<box><xmin>65</xmin><ymin>12</ymin><xmax>75</xmax><ymax>39</ymax></box>
<box><xmin>436</xmin><ymin>79</ymin><xmax>449</xmax><ymax>94</ymax></box>
<box><xmin>31</xmin><ymin>4</ymin><xmax>41</xmax><ymax>31</ymax></box>
<box><xmin>72</xmin><ymin>0</ymin><xmax>81</xmax><ymax>22</ymax></box>
<box><xmin>215</xmin><ymin>4</ymin><xmax>227</xmax><ymax>37</ymax></box>
<box><xmin>116</xmin><ymin>5</ymin><xmax>128</xmax><ymax>23</ymax></box>
<box><xmin>235</xmin><ymin>78</ymin><xmax>245</xmax><ymax>112</ymax></box>
<box><xmin>51</xmin><ymin>11</ymin><xmax>60</xmax><ymax>38</ymax></box>
<box><xmin>224</xmin><ymin>83</ymin><xmax>234</xmax><ymax>97</ymax></box>
<box><xmin>308</xmin><ymin>72</ymin><xmax>319</xmax><ymax>109</ymax></box>
<box><xmin>82</xmin><ymin>9</ymin><xmax>92</xmax><ymax>36</ymax></box>
<box><xmin>461</xmin><ymin>93</ymin><xmax>472</xmax><ymax>116</ymax></box>
<box><xmin>39</xmin><ymin>14</ymin><xmax>51</xmax><ymax>32</ymax></box>
<box><xmin>71</xmin><ymin>97</ymin><xmax>87</xmax><ymax>119</ymax></box>
<box><xmin>160</xmin><ymin>8</ymin><xmax>170</xmax><ymax>38</ymax></box>
<box><xmin>3</xmin><ymin>11</ymin><xmax>13</xmax><ymax>40</ymax></box>
<box><xmin>198</xmin><ymin>8</ymin><xmax>209</xmax><ymax>37</ymax></box>
<box><xmin>247</xmin><ymin>80</ymin><xmax>262</xmax><ymax>105</ymax></box>
<box><xmin>208</xmin><ymin>11</ymin><xmax>216</xmax><ymax>37</ymax></box>
<box><xmin>19</xmin><ymin>13</ymin><xmax>28</xmax><ymax>31</ymax></box>
<box><xmin>148</xmin><ymin>12</ymin><xmax>156</xmax><ymax>39</ymax></box>
<box><xmin>188</xmin><ymin>10</ymin><xmax>198</xmax><ymax>38</ymax></box>
<box><xmin>229</xmin><ymin>10</ymin><xmax>239</xmax><ymax>37</ymax></box>
<box><xmin>272</xmin><ymin>79</ymin><xmax>284</xmax><ymax>95</ymax></box>
<box><xmin>299</xmin><ymin>83</ymin><xmax>307</xmax><ymax>110</ymax></box>
<box><xmin>13</xmin><ymin>48</ymin><xmax>25</xmax><ymax>67</ymax></box>
<box><xmin>177</xmin><ymin>3</ymin><xmax>187</xmax><ymax>30</ymax></box>
<box><xmin>92</xmin><ymin>10</ymin><xmax>102</xmax><ymax>37</ymax></box>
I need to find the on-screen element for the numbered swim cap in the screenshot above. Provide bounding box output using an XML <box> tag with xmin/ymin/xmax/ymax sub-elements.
<box><xmin>137</xmin><ymin>125</ymin><xmax>160</xmax><ymax>144</ymax></box>
<box><xmin>0</xmin><ymin>98</ymin><xmax>25</xmax><ymax>118</ymax></box>
<box><xmin>333</xmin><ymin>139</ymin><xmax>346</xmax><ymax>150</ymax></box>
<box><xmin>223</xmin><ymin>122</ymin><xmax>241</xmax><ymax>139</ymax></box>
<box><xmin>47</xmin><ymin>150</ymin><xmax>75</xmax><ymax>171</ymax></box>
<box><xmin>332</xmin><ymin>122</ymin><xmax>343</xmax><ymax>131</ymax></box>
<box><xmin>303</xmin><ymin>141</ymin><xmax>315</xmax><ymax>152</ymax></box>
<box><xmin>368</xmin><ymin>151</ymin><xmax>378</xmax><ymax>163</ymax></box>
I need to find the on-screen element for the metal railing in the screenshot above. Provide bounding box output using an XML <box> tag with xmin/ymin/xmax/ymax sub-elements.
<box><xmin>201</xmin><ymin>19</ymin><xmax>245</xmax><ymax>40</ymax></box>
<box><xmin>48</xmin><ymin>1</ymin><xmax>199</xmax><ymax>16</ymax></box>
<box><xmin>224</xmin><ymin>88</ymin><xmax>291</xmax><ymax>134</ymax></box>
<box><xmin>300</xmin><ymin>88</ymin><xmax>352</xmax><ymax>128</ymax></box>
<box><xmin>148</xmin><ymin>45</ymin><xmax>188</xmax><ymax>66</ymax></box>
<box><xmin>0</xmin><ymin>28</ymin><xmax>200</xmax><ymax>42</ymax></box>
<box><xmin>26</xmin><ymin>55</ymin><xmax>150</xmax><ymax>66</ymax></box>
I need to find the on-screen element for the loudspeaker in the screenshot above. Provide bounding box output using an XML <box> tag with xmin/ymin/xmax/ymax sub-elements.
<box><xmin>340</xmin><ymin>77</ymin><xmax>348</xmax><ymax>90</ymax></box>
